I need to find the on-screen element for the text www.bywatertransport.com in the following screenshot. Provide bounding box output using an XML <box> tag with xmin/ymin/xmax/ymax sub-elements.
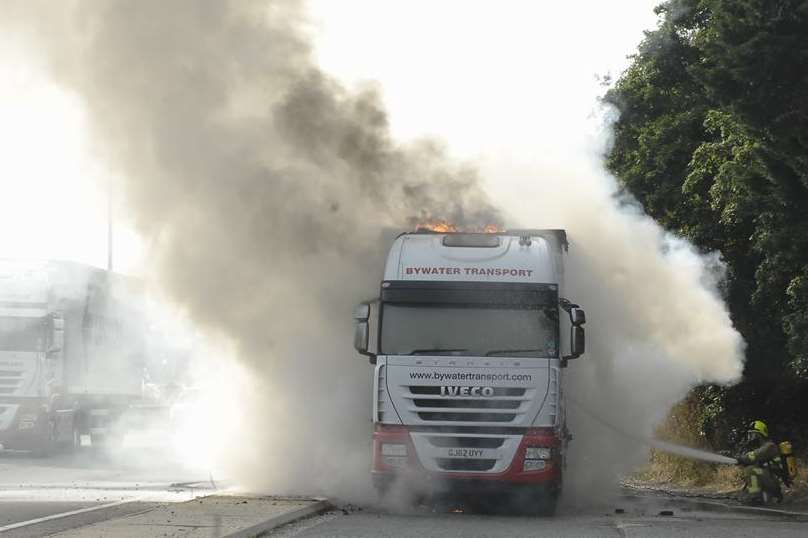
<box><xmin>408</xmin><ymin>371</ymin><xmax>533</xmax><ymax>382</ymax></box>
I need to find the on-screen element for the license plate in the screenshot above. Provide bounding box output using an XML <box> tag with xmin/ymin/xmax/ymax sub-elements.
<box><xmin>443</xmin><ymin>448</ymin><xmax>497</xmax><ymax>459</ymax></box>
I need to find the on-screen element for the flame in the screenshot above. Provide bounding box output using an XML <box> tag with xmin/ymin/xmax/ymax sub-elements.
<box><xmin>414</xmin><ymin>220</ymin><xmax>501</xmax><ymax>234</ymax></box>
<box><xmin>415</xmin><ymin>220</ymin><xmax>458</xmax><ymax>233</ymax></box>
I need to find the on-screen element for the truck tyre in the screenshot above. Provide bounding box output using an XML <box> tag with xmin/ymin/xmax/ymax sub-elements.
<box><xmin>372</xmin><ymin>476</ymin><xmax>391</xmax><ymax>500</ymax></box>
<box><xmin>534</xmin><ymin>489</ymin><xmax>558</xmax><ymax>517</ymax></box>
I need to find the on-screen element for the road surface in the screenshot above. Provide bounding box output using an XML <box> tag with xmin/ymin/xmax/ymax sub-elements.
<box><xmin>0</xmin><ymin>441</ymin><xmax>216</xmax><ymax>537</ymax></box>
<box><xmin>269</xmin><ymin>494</ymin><xmax>808</xmax><ymax>538</ymax></box>
<box><xmin>2</xmin><ymin>449</ymin><xmax>806</xmax><ymax>537</ymax></box>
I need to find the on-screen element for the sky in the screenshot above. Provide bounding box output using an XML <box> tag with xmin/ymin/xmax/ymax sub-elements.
<box><xmin>0</xmin><ymin>1</ymin><xmax>661</xmax><ymax>273</ymax></box>
<box><xmin>0</xmin><ymin>41</ymin><xmax>144</xmax><ymax>272</ymax></box>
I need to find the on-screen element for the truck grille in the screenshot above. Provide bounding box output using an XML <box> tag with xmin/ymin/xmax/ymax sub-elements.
<box><xmin>409</xmin><ymin>386</ymin><xmax>525</xmax><ymax>396</ymax></box>
<box><xmin>427</xmin><ymin>432</ymin><xmax>507</xmax><ymax>472</ymax></box>
<box><xmin>405</xmin><ymin>386</ymin><xmax>529</xmax><ymax>424</ymax></box>
<box><xmin>0</xmin><ymin>404</ymin><xmax>19</xmax><ymax>431</ymax></box>
<box><xmin>410</xmin><ymin>429</ymin><xmax>523</xmax><ymax>473</ymax></box>
<box><xmin>413</xmin><ymin>399</ymin><xmax>521</xmax><ymax>409</ymax></box>
<box><xmin>404</xmin><ymin>384</ymin><xmax>535</xmax><ymax>473</ymax></box>
<box><xmin>417</xmin><ymin>411</ymin><xmax>515</xmax><ymax>422</ymax></box>
<box><xmin>0</xmin><ymin>370</ymin><xmax>23</xmax><ymax>395</ymax></box>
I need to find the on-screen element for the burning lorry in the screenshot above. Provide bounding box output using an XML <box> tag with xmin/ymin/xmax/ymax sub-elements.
<box><xmin>353</xmin><ymin>230</ymin><xmax>586</xmax><ymax>514</ymax></box>
<box><xmin>0</xmin><ymin>260</ymin><xmax>146</xmax><ymax>453</ymax></box>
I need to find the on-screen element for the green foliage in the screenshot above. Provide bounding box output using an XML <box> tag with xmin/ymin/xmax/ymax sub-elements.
<box><xmin>784</xmin><ymin>269</ymin><xmax>808</xmax><ymax>376</ymax></box>
<box><xmin>606</xmin><ymin>0</ymin><xmax>808</xmax><ymax>446</ymax></box>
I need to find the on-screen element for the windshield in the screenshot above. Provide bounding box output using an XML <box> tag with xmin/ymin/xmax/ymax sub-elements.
<box><xmin>380</xmin><ymin>304</ymin><xmax>558</xmax><ymax>358</ymax></box>
<box><xmin>0</xmin><ymin>316</ymin><xmax>47</xmax><ymax>352</ymax></box>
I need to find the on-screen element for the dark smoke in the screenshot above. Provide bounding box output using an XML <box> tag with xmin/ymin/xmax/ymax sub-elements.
<box><xmin>1</xmin><ymin>0</ymin><xmax>499</xmax><ymax>496</ymax></box>
<box><xmin>2</xmin><ymin>0</ymin><xmax>746</xmax><ymax>507</ymax></box>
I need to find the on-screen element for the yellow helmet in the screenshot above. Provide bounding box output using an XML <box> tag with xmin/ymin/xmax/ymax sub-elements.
<box><xmin>748</xmin><ymin>420</ymin><xmax>769</xmax><ymax>438</ymax></box>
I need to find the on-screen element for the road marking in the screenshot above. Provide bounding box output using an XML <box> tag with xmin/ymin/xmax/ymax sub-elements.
<box><xmin>0</xmin><ymin>498</ymin><xmax>137</xmax><ymax>533</ymax></box>
<box><xmin>614</xmin><ymin>519</ymin><xmax>649</xmax><ymax>538</ymax></box>
<box><xmin>692</xmin><ymin>498</ymin><xmax>808</xmax><ymax>518</ymax></box>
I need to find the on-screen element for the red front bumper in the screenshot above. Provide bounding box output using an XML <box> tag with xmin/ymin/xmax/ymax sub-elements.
<box><xmin>372</xmin><ymin>425</ymin><xmax>562</xmax><ymax>487</ymax></box>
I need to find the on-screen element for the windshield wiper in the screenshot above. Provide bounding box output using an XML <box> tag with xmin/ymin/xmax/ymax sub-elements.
<box><xmin>485</xmin><ymin>348</ymin><xmax>545</xmax><ymax>356</ymax></box>
<box><xmin>408</xmin><ymin>348</ymin><xmax>469</xmax><ymax>356</ymax></box>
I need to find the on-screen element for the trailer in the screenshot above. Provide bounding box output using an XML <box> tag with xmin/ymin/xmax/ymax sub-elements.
<box><xmin>353</xmin><ymin>230</ymin><xmax>587</xmax><ymax>514</ymax></box>
<box><xmin>0</xmin><ymin>260</ymin><xmax>146</xmax><ymax>453</ymax></box>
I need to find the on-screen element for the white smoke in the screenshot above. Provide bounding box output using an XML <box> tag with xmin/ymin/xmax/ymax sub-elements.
<box><xmin>0</xmin><ymin>0</ymin><xmax>745</xmax><ymax>506</ymax></box>
<box><xmin>490</xmin><ymin>113</ymin><xmax>745</xmax><ymax>502</ymax></box>
<box><xmin>0</xmin><ymin>0</ymin><xmax>499</xmax><ymax>500</ymax></box>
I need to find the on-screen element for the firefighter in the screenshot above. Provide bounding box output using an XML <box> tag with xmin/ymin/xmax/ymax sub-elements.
<box><xmin>736</xmin><ymin>420</ymin><xmax>784</xmax><ymax>504</ymax></box>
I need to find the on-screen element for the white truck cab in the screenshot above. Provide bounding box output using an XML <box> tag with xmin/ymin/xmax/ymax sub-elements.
<box><xmin>354</xmin><ymin>230</ymin><xmax>586</xmax><ymax>513</ymax></box>
<box><xmin>0</xmin><ymin>260</ymin><xmax>145</xmax><ymax>453</ymax></box>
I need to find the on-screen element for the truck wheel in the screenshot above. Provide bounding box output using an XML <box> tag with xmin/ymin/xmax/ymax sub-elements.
<box><xmin>534</xmin><ymin>490</ymin><xmax>559</xmax><ymax>517</ymax></box>
<box><xmin>372</xmin><ymin>476</ymin><xmax>391</xmax><ymax>500</ymax></box>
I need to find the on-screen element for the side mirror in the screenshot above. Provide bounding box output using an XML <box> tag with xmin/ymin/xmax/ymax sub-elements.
<box><xmin>354</xmin><ymin>321</ymin><xmax>369</xmax><ymax>354</ymax></box>
<box><xmin>562</xmin><ymin>325</ymin><xmax>585</xmax><ymax>365</ymax></box>
<box><xmin>354</xmin><ymin>303</ymin><xmax>370</xmax><ymax>322</ymax></box>
<box><xmin>560</xmin><ymin>298</ymin><xmax>586</xmax><ymax>326</ymax></box>
<box><xmin>571</xmin><ymin>325</ymin><xmax>585</xmax><ymax>356</ymax></box>
<box><xmin>352</xmin><ymin>302</ymin><xmax>375</xmax><ymax>361</ymax></box>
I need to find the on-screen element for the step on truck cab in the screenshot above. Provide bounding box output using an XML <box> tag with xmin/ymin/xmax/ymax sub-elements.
<box><xmin>353</xmin><ymin>230</ymin><xmax>587</xmax><ymax>513</ymax></box>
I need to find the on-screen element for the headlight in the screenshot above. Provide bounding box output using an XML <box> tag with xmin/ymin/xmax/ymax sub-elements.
<box><xmin>381</xmin><ymin>443</ymin><xmax>407</xmax><ymax>457</ymax></box>
<box><xmin>523</xmin><ymin>459</ymin><xmax>546</xmax><ymax>472</ymax></box>
<box><xmin>382</xmin><ymin>456</ymin><xmax>407</xmax><ymax>469</ymax></box>
<box><xmin>525</xmin><ymin>447</ymin><xmax>552</xmax><ymax>460</ymax></box>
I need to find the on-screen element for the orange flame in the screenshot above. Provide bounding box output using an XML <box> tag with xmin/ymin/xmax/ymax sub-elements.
<box><xmin>414</xmin><ymin>221</ymin><xmax>501</xmax><ymax>233</ymax></box>
<box><xmin>415</xmin><ymin>220</ymin><xmax>458</xmax><ymax>233</ymax></box>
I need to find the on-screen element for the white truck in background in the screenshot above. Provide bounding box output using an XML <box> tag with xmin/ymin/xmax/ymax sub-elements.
<box><xmin>353</xmin><ymin>230</ymin><xmax>587</xmax><ymax>514</ymax></box>
<box><xmin>0</xmin><ymin>260</ymin><xmax>146</xmax><ymax>453</ymax></box>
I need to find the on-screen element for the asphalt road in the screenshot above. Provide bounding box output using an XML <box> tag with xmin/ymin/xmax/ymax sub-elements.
<box><xmin>2</xmin><ymin>447</ymin><xmax>806</xmax><ymax>537</ymax></box>
<box><xmin>0</xmin><ymin>440</ymin><xmax>216</xmax><ymax>537</ymax></box>
<box><xmin>0</xmin><ymin>500</ymin><xmax>163</xmax><ymax>538</ymax></box>
<box><xmin>269</xmin><ymin>495</ymin><xmax>808</xmax><ymax>538</ymax></box>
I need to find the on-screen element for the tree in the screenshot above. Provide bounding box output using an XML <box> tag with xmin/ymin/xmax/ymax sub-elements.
<box><xmin>605</xmin><ymin>0</ymin><xmax>808</xmax><ymax>445</ymax></box>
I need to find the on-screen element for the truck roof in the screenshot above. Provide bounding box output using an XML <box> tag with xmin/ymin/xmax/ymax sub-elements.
<box><xmin>383</xmin><ymin>230</ymin><xmax>566</xmax><ymax>285</ymax></box>
<box><xmin>0</xmin><ymin>259</ymin><xmax>140</xmax><ymax>314</ymax></box>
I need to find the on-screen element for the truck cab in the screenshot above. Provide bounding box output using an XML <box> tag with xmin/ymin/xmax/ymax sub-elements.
<box><xmin>354</xmin><ymin>230</ymin><xmax>586</xmax><ymax>513</ymax></box>
<box><xmin>0</xmin><ymin>260</ymin><xmax>145</xmax><ymax>453</ymax></box>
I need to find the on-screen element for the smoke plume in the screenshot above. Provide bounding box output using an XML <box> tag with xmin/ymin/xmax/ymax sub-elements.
<box><xmin>492</xmin><ymin>126</ymin><xmax>745</xmax><ymax>503</ymax></box>
<box><xmin>1</xmin><ymin>0</ymin><xmax>499</xmax><ymax>497</ymax></box>
<box><xmin>2</xmin><ymin>0</ymin><xmax>745</xmax><ymax>505</ymax></box>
